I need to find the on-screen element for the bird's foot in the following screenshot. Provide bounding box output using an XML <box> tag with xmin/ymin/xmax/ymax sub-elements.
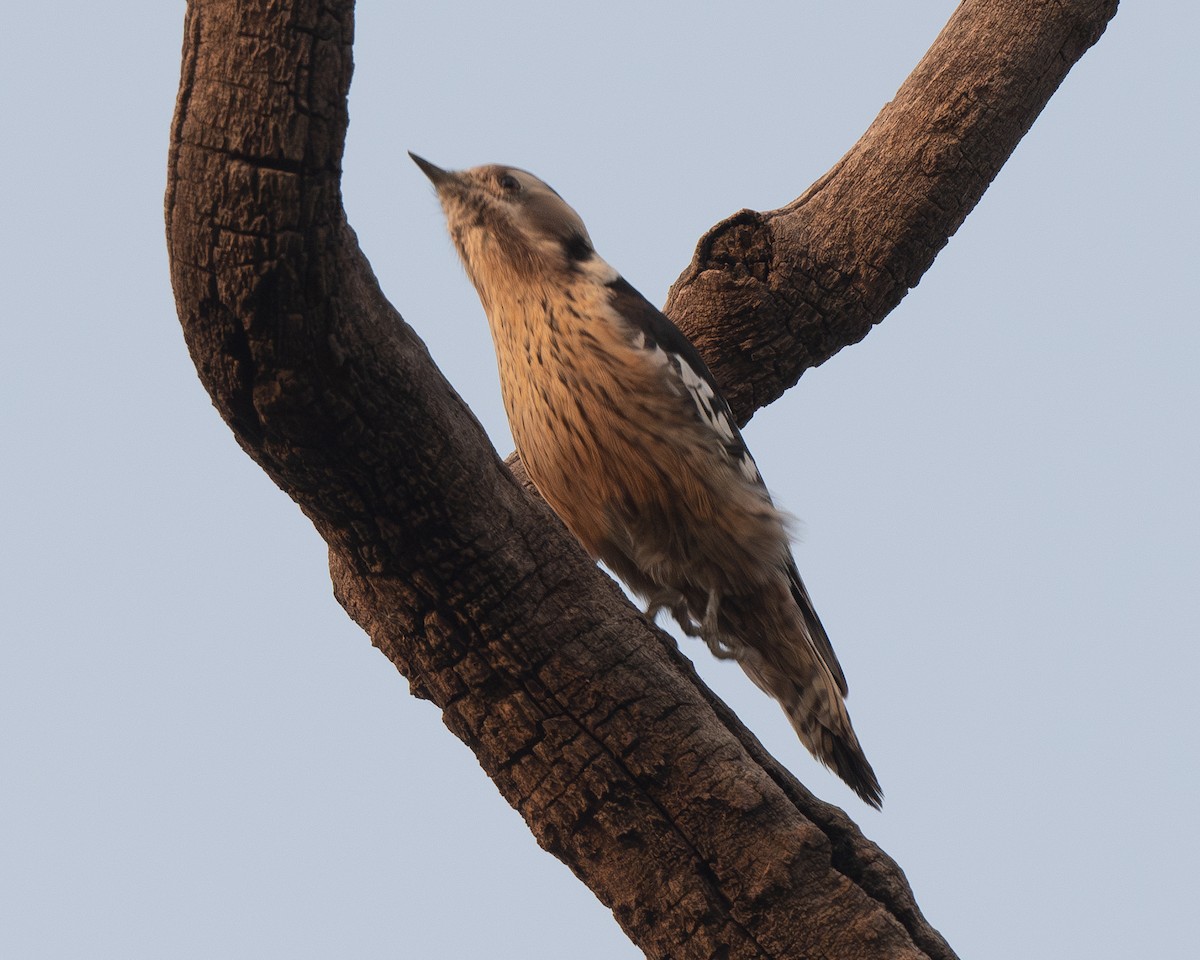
<box><xmin>700</xmin><ymin>591</ymin><xmax>739</xmax><ymax>660</ymax></box>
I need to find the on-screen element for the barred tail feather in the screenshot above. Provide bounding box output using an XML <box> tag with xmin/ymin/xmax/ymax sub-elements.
<box><xmin>821</xmin><ymin>729</ymin><xmax>883</xmax><ymax>809</ymax></box>
<box><xmin>793</xmin><ymin>699</ymin><xmax>883</xmax><ymax>809</ymax></box>
<box><xmin>739</xmin><ymin>643</ymin><xmax>883</xmax><ymax>808</ymax></box>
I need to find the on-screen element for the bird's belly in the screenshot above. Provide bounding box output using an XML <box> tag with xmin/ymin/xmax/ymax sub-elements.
<box><xmin>506</xmin><ymin>367</ymin><xmax>788</xmax><ymax>600</ymax></box>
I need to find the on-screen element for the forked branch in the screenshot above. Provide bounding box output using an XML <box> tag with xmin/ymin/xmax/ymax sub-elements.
<box><xmin>165</xmin><ymin>1</ymin><xmax>1117</xmax><ymax>957</ymax></box>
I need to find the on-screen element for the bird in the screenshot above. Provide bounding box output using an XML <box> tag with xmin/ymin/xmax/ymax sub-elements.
<box><xmin>411</xmin><ymin>153</ymin><xmax>882</xmax><ymax>807</ymax></box>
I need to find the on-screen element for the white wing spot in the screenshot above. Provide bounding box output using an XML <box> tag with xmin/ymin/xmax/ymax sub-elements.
<box><xmin>666</xmin><ymin>352</ymin><xmax>764</xmax><ymax>485</ymax></box>
<box><xmin>623</xmin><ymin>305</ymin><xmax>766</xmax><ymax>488</ymax></box>
<box><xmin>736</xmin><ymin>449</ymin><xmax>762</xmax><ymax>484</ymax></box>
<box><xmin>671</xmin><ymin>354</ymin><xmax>736</xmax><ymax>444</ymax></box>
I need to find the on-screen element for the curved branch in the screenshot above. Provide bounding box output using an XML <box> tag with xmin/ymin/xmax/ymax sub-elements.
<box><xmin>666</xmin><ymin>0</ymin><xmax>1118</xmax><ymax>422</ymax></box>
<box><xmin>165</xmin><ymin>1</ymin><xmax>1116</xmax><ymax>958</ymax></box>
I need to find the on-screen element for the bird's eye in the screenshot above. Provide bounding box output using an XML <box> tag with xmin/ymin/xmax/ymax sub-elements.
<box><xmin>498</xmin><ymin>173</ymin><xmax>521</xmax><ymax>194</ymax></box>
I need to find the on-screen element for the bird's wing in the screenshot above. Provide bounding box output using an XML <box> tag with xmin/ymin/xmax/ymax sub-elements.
<box><xmin>786</xmin><ymin>562</ymin><xmax>848</xmax><ymax>696</ymax></box>
<box><xmin>605</xmin><ymin>276</ymin><xmax>761</xmax><ymax>484</ymax></box>
<box><xmin>606</xmin><ymin>275</ymin><xmax>850</xmax><ymax>695</ymax></box>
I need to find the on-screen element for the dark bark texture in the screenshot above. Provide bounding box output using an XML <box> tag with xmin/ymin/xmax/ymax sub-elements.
<box><xmin>165</xmin><ymin>2</ymin><xmax>1117</xmax><ymax>957</ymax></box>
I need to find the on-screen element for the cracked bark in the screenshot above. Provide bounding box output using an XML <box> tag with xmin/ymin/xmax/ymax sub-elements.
<box><xmin>165</xmin><ymin>1</ymin><xmax>1118</xmax><ymax>957</ymax></box>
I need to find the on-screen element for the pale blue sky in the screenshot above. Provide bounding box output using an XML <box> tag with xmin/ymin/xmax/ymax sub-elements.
<box><xmin>3</xmin><ymin>2</ymin><xmax>1197</xmax><ymax>958</ymax></box>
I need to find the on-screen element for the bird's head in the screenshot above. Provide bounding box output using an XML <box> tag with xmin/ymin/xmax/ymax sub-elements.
<box><xmin>410</xmin><ymin>153</ymin><xmax>596</xmax><ymax>287</ymax></box>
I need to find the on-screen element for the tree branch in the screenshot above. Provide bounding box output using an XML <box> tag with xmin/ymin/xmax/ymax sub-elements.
<box><xmin>165</xmin><ymin>1</ymin><xmax>1116</xmax><ymax>957</ymax></box>
<box><xmin>666</xmin><ymin>0</ymin><xmax>1118</xmax><ymax>423</ymax></box>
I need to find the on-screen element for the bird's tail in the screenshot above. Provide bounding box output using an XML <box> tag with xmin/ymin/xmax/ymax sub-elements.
<box><xmin>737</xmin><ymin>614</ymin><xmax>882</xmax><ymax>808</ymax></box>
<box><xmin>789</xmin><ymin>672</ymin><xmax>882</xmax><ymax>808</ymax></box>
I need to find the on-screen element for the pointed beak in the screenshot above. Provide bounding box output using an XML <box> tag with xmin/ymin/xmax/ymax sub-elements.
<box><xmin>409</xmin><ymin>152</ymin><xmax>453</xmax><ymax>188</ymax></box>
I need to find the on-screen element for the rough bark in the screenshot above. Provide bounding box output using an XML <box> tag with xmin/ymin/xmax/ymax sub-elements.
<box><xmin>666</xmin><ymin>1</ymin><xmax>1118</xmax><ymax>425</ymax></box>
<box><xmin>165</xmin><ymin>1</ymin><xmax>1117</xmax><ymax>958</ymax></box>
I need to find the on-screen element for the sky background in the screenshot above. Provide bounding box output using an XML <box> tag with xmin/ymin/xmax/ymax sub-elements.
<box><xmin>3</xmin><ymin>1</ymin><xmax>1197</xmax><ymax>958</ymax></box>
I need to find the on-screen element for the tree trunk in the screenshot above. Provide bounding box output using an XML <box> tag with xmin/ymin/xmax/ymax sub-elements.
<box><xmin>164</xmin><ymin>1</ymin><xmax>1117</xmax><ymax>957</ymax></box>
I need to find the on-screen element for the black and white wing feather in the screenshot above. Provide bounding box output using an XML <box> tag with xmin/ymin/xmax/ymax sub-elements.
<box><xmin>605</xmin><ymin>275</ymin><xmax>849</xmax><ymax>694</ymax></box>
<box><xmin>605</xmin><ymin>277</ymin><xmax>761</xmax><ymax>484</ymax></box>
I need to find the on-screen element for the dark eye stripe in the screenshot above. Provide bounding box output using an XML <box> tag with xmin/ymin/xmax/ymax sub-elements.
<box><xmin>562</xmin><ymin>233</ymin><xmax>593</xmax><ymax>262</ymax></box>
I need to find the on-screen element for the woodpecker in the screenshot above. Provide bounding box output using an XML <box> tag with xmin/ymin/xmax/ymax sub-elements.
<box><xmin>412</xmin><ymin>153</ymin><xmax>881</xmax><ymax>807</ymax></box>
